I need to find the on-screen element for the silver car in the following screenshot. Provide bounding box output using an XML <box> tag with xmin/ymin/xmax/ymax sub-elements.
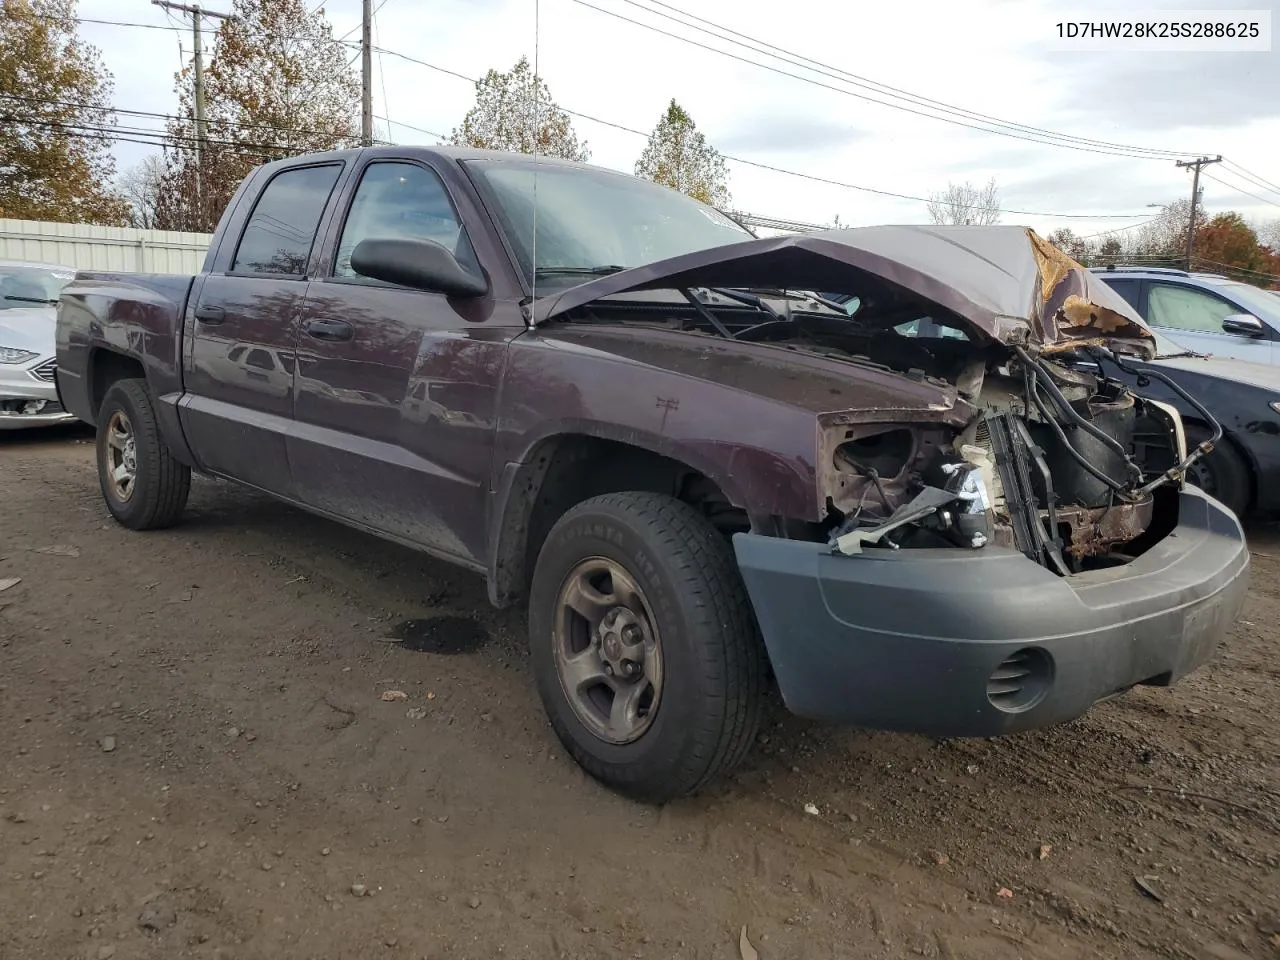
<box><xmin>1</xmin><ymin>260</ymin><xmax>80</xmax><ymax>429</ymax></box>
<box><xmin>1093</xmin><ymin>266</ymin><xmax>1280</xmax><ymax>365</ymax></box>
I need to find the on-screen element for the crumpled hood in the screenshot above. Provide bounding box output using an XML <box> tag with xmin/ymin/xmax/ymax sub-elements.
<box><xmin>533</xmin><ymin>224</ymin><xmax>1156</xmax><ymax>360</ymax></box>
<box><xmin>0</xmin><ymin>307</ymin><xmax>56</xmax><ymax>357</ymax></box>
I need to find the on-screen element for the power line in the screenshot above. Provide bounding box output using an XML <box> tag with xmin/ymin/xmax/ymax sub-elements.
<box><xmin>0</xmin><ymin>93</ymin><xmax>354</xmax><ymax>144</ymax></box>
<box><xmin>1077</xmin><ymin>217</ymin><xmax>1166</xmax><ymax>241</ymax></box>
<box><xmin>1190</xmin><ymin>256</ymin><xmax>1280</xmax><ymax>281</ymax></box>
<box><xmin>376</xmin><ymin>115</ymin><xmax>446</xmax><ymax>140</ymax></box>
<box><xmin>568</xmin><ymin>0</ymin><xmax>1194</xmax><ymax>162</ymax></box>
<box><xmin>369</xmin><ymin>47</ymin><xmax>1153</xmax><ymax>221</ymax></box>
<box><xmin>1223</xmin><ymin>160</ymin><xmax>1280</xmax><ymax>198</ymax></box>
<box><xmin>1201</xmin><ymin>172</ymin><xmax>1280</xmax><ymax>211</ymax></box>
<box><xmin>614</xmin><ymin>0</ymin><xmax>1199</xmax><ymax>161</ymax></box>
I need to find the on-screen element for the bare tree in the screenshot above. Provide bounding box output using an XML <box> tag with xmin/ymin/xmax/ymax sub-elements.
<box><xmin>926</xmin><ymin>178</ymin><xmax>1001</xmax><ymax>226</ymax></box>
<box><xmin>117</xmin><ymin>156</ymin><xmax>164</xmax><ymax>229</ymax></box>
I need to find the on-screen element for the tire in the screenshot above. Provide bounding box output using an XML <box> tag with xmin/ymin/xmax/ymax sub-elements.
<box><xmin>96</xmin><ymin>378</ymin><xmax>191</xmax><ymax>530</ymax></box>
<box><xmin>528</xmin><ymin>492</ymin><xmax>765</xmax><ymax>803</ymax></box>
<box><xmin>1184</xmin><ymin>425</ymin><xmax>1251</xmax><ymax>518</ymax></box>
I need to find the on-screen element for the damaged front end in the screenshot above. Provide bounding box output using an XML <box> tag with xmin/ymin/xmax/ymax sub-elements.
<box><xmin>531</xmin><ymin>222</ymin><xmax>1224</xmax><ymax>574</ymax></box>
<box><xmin>821</xmin><ymin>352</ymin><xmax>1210</xmax><ymax>574</ymax></box>
<box><xmin>821</xmin><ymin>239</ymin><xmax>1221</xmax><ymax>574</ymax></box>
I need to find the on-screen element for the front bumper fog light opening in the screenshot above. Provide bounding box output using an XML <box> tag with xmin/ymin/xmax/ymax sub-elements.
<box><xmin>987</xmin><ymin>647</ymin><xmax>1054</xmax><ymax>713</ymax></box>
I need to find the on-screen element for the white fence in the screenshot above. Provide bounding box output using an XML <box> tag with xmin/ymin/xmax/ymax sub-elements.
<box><xmin>0</xmin><ymin>218</ymin><xmax>213</xmax><ymax>274</ymax></box>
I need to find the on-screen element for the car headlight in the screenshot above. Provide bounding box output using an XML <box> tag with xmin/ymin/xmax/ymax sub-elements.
<box><xmin>1271</xmin><ymin>401</ymin><xmax>1280</xmax><ymax>415</ymax></box>
<box><xmin>0</xmin><ymin>347</ymin><xmax>40</xmax><ymax>365</ymax></box>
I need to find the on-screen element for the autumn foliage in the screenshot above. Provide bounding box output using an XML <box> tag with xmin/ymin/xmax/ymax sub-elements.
<box><xmin>634</xmin><ymin>100</ymin><xmax>730</xmax><ymax>208</ymax></box>
<box><xmin>153</xmin><ymin>0</ymin><xmax>360</xmax><ymax>231</ymax></box>
<box><xmin>447</xmin><ymin>57</ymin><xmax>589</xmax><ymax>162</ymax></box>
<box><xmin>0</xmin><ymin>0</ymin><xmax>130</xmax><ymax>224</ymax></box>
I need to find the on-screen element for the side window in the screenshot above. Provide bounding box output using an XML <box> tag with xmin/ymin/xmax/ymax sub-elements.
<box><xmin>1103</xmin><ymin>279</ymin><xmax>1144</xmax><ymax>313</ymax></box>
<box><xmin>232</xmin><ymin>165</ymin><xmax>342</xmax><ymax>277</ymax></box>
<box><xmin>245</xmin><ymin>348</ymin><xmax>275</xmax><ymax>371</ymax></box>
<box><xmin>335</xmin><ymin>161</ymin><xmax>478</xmax><ymax>279</ymax></box>
<box><xmin>1147</xmin><ymin>283</ymin><xmax>1238</xmax><ymax>334</ymax></box>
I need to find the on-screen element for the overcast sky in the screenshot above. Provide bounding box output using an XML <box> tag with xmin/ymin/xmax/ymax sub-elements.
<box><xmin>83</xmin><ymin>0</ymin><xmax>1280</xmax><ymax>239</ymax></box>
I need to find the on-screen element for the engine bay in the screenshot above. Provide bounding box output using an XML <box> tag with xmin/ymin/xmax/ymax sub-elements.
<box><xmin>558</xmin><ymin>285</ymin><xmax>1212</xmax><ymax>576</ymax></box>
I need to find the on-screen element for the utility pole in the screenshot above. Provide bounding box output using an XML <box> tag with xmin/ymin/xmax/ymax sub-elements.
<box><xmin>152</xmin><ymin>1</ymin><xmax>232</xmax><ymax>224</ymax></box>
<box><xmin>361</xmin><ymin>0</ymin><xmax>373</xmax><ymax>146</ymax></box>
<box><xmin>1175</xmin><ymin>155</ymin><xmax>1221</xmax><ymax>270</ymax></box>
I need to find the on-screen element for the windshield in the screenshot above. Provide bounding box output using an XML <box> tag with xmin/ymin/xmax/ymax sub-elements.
<box><xmin>1209</xmin><ymin>280</ymin><xmax>1280</xmax><ymax>320</ymax></box>
<box><xmin>0</xmin><ymin>265</ymin><xmax>74</xmax><ymax>310</ymax></box>
<box><xmin>463</xmin><ymin>159</ymin><xmax>752</xmax><ymax>292</ymax></box>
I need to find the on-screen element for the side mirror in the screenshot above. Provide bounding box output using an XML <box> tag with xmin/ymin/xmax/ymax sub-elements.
<box><xmin>1221</xmin><ymin>313</ymin><xmax>1264</xmax><ymax>337</ymax></box>
<box><xmin>350</xmin><ymin>237</ymin><xmax>487</xmax><ymax>298</ymax></box>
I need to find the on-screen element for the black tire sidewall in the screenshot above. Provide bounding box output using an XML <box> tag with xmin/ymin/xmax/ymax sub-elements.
<box><xmin>1187</xmin><ymin>426</ymin><xmax>1250</xmax><ymax>517</ymax></box>
<box><xmin>529</xmin><ymin>497</ymin><xmax>740</xmax><ymax>797</ymax></box>
<box><xmin>96</xmin><ymin>381</ymin><xmax>161</xmax><ymax>527</ymax></box>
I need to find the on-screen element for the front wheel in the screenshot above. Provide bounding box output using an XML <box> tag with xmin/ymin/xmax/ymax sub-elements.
<box><xmin>1184</xmin><ymin>425</ymin><xmax>1250</xmax><ymax>518</ymax></box>
<box><xmin>528</xmin><ymin>492</ymin><xmax>766</xmax><ymax>803</ymax></box>
<box><xmin>96</xmin><ymin>378</ymin><xmax>191</xmax><ymax>530</ymax></box>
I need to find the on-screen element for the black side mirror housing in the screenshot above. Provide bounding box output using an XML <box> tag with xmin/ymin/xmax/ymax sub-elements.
<box><xmin>351</xmin><ymin>237</ymin><xmax>488</xmax><ymax>298</ymax></box>
<box><xmin>1221</xmin><ymin>313</ymin><xmax>1264</xmax><ymax>337</ymax></box>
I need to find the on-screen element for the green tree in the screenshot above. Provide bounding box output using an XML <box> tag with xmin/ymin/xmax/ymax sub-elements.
<box><xmin>448</xmin><ymin>57</ymin><xmax>589</xmax><ymax>161</ymax></box>
<box><xmin>154</xmin><ymin>0</ymin><xmax>360</xmax><ymax>231</ymax></box>
<box><xmin>1098</xmin><ymin>236</ymin><xmax>1123</xmax><ymax>262</ymax></box>
<box><xmin>634</xmin><ymin>100</ymin><xmax>729</xmax><ymax>207</ymax></box>
<box><xmin>0</xmin><ymin>0</ymin><xmax>129</xmax><ymax>224</ymax></box>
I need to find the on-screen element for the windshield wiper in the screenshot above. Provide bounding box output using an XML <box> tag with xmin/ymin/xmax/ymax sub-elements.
<box><xmin>534</xmin><ymin>265</ymin><xmax>626</xmax><ymax>277</ymax></box>
<box><xmin>1155</xmin><ymin>351</ymin><xmax>1203</xmax><ymax>360</ymax></box>
<box><xmin>3</xmin><ymin>295</ymin><xmax>59</xmax><ymax>305</ymax></box>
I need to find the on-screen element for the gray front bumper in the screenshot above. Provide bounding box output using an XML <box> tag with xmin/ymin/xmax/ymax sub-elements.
<box><xmin>733</xmin><ymin>487</ymin><xmax>1249</xmax><ymax>737</ymax></box>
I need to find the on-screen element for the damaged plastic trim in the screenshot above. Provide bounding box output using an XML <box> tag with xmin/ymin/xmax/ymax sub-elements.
<box><xmin>832</xmin><ymin>486</ymin><xmax>961</xmax><ymax>555</ymax></box>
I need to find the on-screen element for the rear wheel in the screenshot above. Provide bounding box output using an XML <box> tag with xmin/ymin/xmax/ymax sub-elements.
<box><xmin>96</xmin><ymin>379</ymin><xmax>191</xmax><ymax>530</ymax></box>
<box><xmin>528</xmin><ymin>492</ymin><xmax>765</xmax><ymax>802</ymax></box>
<box><xmin>1184</xmin><ymin>425</ymin><xmax>1250</xmax><ymax>518</ymax></box>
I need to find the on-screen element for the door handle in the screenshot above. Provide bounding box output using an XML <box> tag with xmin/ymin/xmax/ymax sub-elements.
<box><xmin>305</xmin><ymin>318</ymin><xmax>354</xmax><ymax>342</ymax></box>
<box><xmin>194</xmin><ymin>304</ymin><xmax>225</xmax><ymax>325</ymax></box>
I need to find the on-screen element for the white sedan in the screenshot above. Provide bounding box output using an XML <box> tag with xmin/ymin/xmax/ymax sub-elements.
<box><xmin>0</xmin><ymin>259</ymin><xmax>81</xmax><ymax>429</ymax></box>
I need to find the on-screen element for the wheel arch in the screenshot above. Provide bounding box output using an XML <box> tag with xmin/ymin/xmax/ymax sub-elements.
<box><xmin>486</xmin><ymin>430</ymin><xmax>752</xmax><ymax>609</ymax></box>
<box><xmin>1183</xmin><ymin>416</ymin><xmax>1257</xmax><ymax>513</ymax></box>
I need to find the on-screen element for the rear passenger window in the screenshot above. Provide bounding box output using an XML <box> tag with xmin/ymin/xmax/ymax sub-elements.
<box><xmin>1103</xmin><ymin>279</ymin><xmax>1144</xmax><ymax>312</ymax></box>
<box><xmin>233</xmin><ymin>165</ymin><xmax>342</xmax><ymax>276</ymax></box>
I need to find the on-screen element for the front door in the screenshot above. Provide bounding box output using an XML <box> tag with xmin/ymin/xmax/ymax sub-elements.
<box><xmin>1145</xmin><ymin>281</ymin><xmax>1275</xmax><ymax>363</ymax></box>
<box><xmin>288</xmin><ymin>157</ymin><xmax>514</xmax><ymax>564</ymax></box>
<box><xmin>181</xmin><ymin>162</ymin><xmax>345</xmax><ymax>495</ymax></box>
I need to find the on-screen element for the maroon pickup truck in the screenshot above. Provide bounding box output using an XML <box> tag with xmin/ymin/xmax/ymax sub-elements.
<box><xmin>56</xmin><ymin>146</ymin><xmax>1249</xmax><ymax>802</ymax></box>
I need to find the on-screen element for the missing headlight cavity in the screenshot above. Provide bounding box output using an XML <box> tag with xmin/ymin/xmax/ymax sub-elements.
<box><xmin>834</xmin><ymin>428</ymin><xmax>914</xmax><ymax>479</ymax></box>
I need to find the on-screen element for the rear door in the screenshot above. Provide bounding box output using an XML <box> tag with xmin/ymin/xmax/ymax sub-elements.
<box><xmin>180</xmin><ymin>162</ymin><xmax>345</xmax><ymax>495</ymax></box>
<box><xmin>288</xmin><ymin>156</ymin><xmax>515</xmax><ymax>564</ymax></box>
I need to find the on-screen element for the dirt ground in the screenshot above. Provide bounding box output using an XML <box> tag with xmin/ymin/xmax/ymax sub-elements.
<box><xmin>2</xmin><ymin>425</ymin><xmax>1278</xmax><ymax>960</ymax></box>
